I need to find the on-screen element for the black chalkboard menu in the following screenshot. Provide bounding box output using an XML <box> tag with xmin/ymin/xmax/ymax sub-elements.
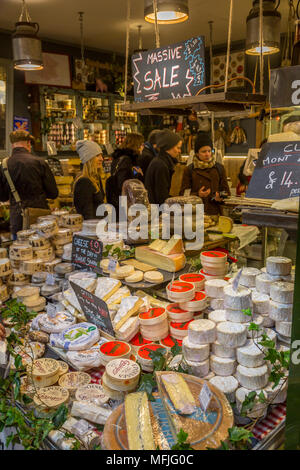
<box><xmin>70</xmin><ymin>281</ymin><xmax>115</xmax><ymax>337</ymax></box>
<box><xmin>132</xmin><ymin>36</ymin><xmax>205</xmax><ymax>102</ymax></box>
<box><xmin>246</xmin><ymin>141</ymin><xmax>300</xmax><ymax>200</ymax></box>
<box><xmin>71</xmin><ymin>235</ymin><xmax>103</xmax><ymax>273</ymax></box>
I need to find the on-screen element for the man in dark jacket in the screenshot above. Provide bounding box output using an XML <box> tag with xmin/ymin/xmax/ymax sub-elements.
<box><xmin>137</xmin><ymin>129</ymin><xmax>160</xmax><ymax>177</ymax></box>
<box><xmin>145</xmin><ymin>129</ymin><xmax>182</xmax><ymax>205</ymax></box>
<box><xmin>0</xmin><ymin>130</ymin><xmax>58</xmax><ymax>238</ymax></box>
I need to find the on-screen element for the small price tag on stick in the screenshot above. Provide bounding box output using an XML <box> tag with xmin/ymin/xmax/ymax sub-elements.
<box><xmin>199</xmin><ymin>382</ymin><xmax>212</xmax><ymax>412</ymax></box>
<box><xmin>232</xmin><ymin>268</ymin><xmax>243</xmax><ymax>292</ymax></box>
<box><xmin>46</xmin><ymin>273</ymin><xmax>56</xmax><ymax>286</ymax></box>
<box><xmin>108</xmin><ymin>258</ymin><xmax>117</xmax><ymax>272</ymax></box>
<box><xmin>47</xmin><ymin>303</ymin><xmax>57</xmax><ymax>318</ymax></box>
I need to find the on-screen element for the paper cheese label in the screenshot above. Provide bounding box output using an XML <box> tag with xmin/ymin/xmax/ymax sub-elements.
<box><xmin>180</xmin><ymin>274</ymin><xmax>205</xmax><ymax>283</ymax></box>
<box><xmin>58</xmin><ymin>372</ymin><xmax>91</xmax><ymax>389</ymax></box>
<box><xmin>160</xmin><ymin>335</ymin><xmax>182</xmax><ymax>348</ymax></box>
<box><xmin>167</xmin><ymin>281</ymin><xmax>194</xmax><ymax>293</ymax></box>
<box><xmin>34</xmin><ymin>386</ymin><xmax>69</xmax><ymax>408</ymax></box>
<box><xmin>106</xmin><ymin>359</ymin><xmax>140</xmax><ymax>381</ymax></box>
<box><xmin>137</xmin><ymin>344</ymin><xmax>167</xmax><ymax>361</ymax></box>
<box><xmin>201</xmin><ymin>251</ymin><xmax>227</xmax><ymax>258</ymax></box>
<box><xmin>170</xmin><ymin>320</ymin><xmax>194</xmax><ymax>331</ymax></box>
<box><xmin>139</xmin><ymin>307</ymin><xmax>165</xmax><ymax>320</ymax></box>
<box><xmin>100</xmin><ymin>340</ymin><xmax>131</xmax><ymax>357</ymax></box>
<box><xmin>30</xmin><ymin>358</ymin><xmax>59</xmax><ymax>377</ymax></box>
<box><xmin>57</xmin><ymin>323</ymin><xmax>100</xmax><ymax>351</ymax></box>
<box><xmin>75</xmin><ymin>384</ymin><xmax>108</xmax><ymax>404</ymax></box>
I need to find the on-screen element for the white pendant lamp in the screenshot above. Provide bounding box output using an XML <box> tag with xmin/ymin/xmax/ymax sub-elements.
<box><xmin>246</xmin><ymin>0</ymin><xmax>281</xmax><ymax>55</ymax></box>
<box><xmin>144</xmin><ymin>0</ymin><xmax>189</xmax><ymax>25</ymax></box>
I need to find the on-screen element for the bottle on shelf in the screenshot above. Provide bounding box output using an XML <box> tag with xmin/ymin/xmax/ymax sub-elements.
<box><xmin>291</xmin><ymin>19</ymin><xmax>300</xmax><ymax>66</ymax></box>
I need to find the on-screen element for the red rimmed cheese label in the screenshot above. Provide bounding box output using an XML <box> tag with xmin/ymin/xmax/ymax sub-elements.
<box><xmin>139</xmin><ymin>307</ymin><xmax>165</xmax><ymax>320</ymax></box>
<box><xmin>179</xmin><ymin>274</ymin><xmax>205</xmax><ymax>283</ymax></box>
<box><xmin>167</xmin><ymin>281</ymin><xmax>194</xmax><ymax>292</ymax></box>
<box><xmin>130</xmin><ymin>333</ymin><xmax>152</xmax><ymax>347</ymax></box>
<box><xmin>166</xmin><ymin>304</ymin><xmax>189</xmax><ymax>314</ymax></box>
<box><xmin>137</xmin><ymin>344</ymin><xmax>167</xmax><ymax>360</ymax></box>
<box><xmin>200</xmin><ymin>269</ymin><xmax>219</xmax><ymax>277</ymax></box>
<box><xmin>100</xmin><ymin>341</ymin><xmax>130</xmax><ymax>357</ymax></box>
<box><xmin>201</xmin><ymin>251</ymin><xmax>227</xmax><ymax>258</ymax></box>
<box><xmin>170</xmin><ymin>320</ymin><xmax>194</xmax><ymax>331</ymax></box>
<box><xmin>160</xmin><ymin>335</ymin><xmax>182</xmax><ymax>348</ymax></box>
<box><xmin>191</xmin><ymin>291</ymin><xmax>207</xmax><ymax>301</ymax></box>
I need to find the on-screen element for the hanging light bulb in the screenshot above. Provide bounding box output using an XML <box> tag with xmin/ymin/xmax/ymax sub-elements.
<box><xmin>12</xmin><ymin>0</ymin><xmax>43</xmax><ymax>70</ymax></box>
<box><xmin>144</xmin><ymin>0</ymin><xmax>189</xmax><ymax>25</ymax></box>
<box><xmin>246</xmin><ymin>0</ymin><xmax>281</xmax><ymax>55</ymax></box>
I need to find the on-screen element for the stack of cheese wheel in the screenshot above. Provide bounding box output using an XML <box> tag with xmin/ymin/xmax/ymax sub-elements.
<box><xmin>182</xmin><ymin>319</ymin><xmax>216</xmax><ymax>377</ymax></box>
<box><xmin>9</xmin><ymin>242</ymin><xmax>33</xmax><ymax>262</ymax></box>
<box><xmin>166</xmin><ymin>303</ymin><xmax>194</xmax><ymax>323</ymax></box>
<box><xmin>0</xmin><ymin>248</ymin><xmax>8</xmax><ymax>259</ymax></box>
<box><xmin>15</xmin><ymin>285</ymin><xmax>46</xmax><ymax>312</ymax></box>
<box><xmin>99</xmin><ymin>340</ymin><xmax>132</xmax><ymax>366</ymax></box>
<box><xmin>270</xmin><ymin>281</ymin><xmax>294</xmax><ymax>342</ymax></box>
<box><xmin>52</xmin><ymin>210</ymin><xmax>69</xmax><ymax>227</ymax></box>
<box><xmin>170</xmin><ymin>319</ymin><xmax>194</xmax><ymax>341</ymax></box>
<box><xmin>129</xmin><ymin>333</ymin><xmax>152</xmax><ymax>354</ymax></box>
<box><xmin>179</xmin><ymin>273</ymin><xmax>205</xmax><ymax>292</ymax></box>
<box><xmin>265</xmin><ymin>256</ymin><xmax>292</xmax><ymax>281</ymax></box>
<box><xmin>166</xmin><ymin>280</ymin><xmax>195</xmax><ymax>303</ymax></box>
<box><xmin>0</xmin><ymin>258</ymin><xmax>12</xmax><ymax>279</ymax></box>
<box><xmin>235</xmin><ymin>387</ymin><xmax>268</xmax><ymax>419</ymax></box>
<box><xmin>200</xmin><ymin>251</ymin><xmax>228</xmax><ymax>278</ymax></box>
<box><xmin>52</xmin><ymin>228</ymin><xmax>73</xmax><ymax>247</ymax></box>
<box><xmin>29</xmin><ymin>358</ymin><xmax>61</xmax><ymax>388</ymax></box>
<box><xmin>17</xmin><ymin>229</ymin><xmax>36</xmax><ymax>242</ymax></box>
<box><xmin>35</xmin><ymin>219</ymin><xmax>59</xmax><ymax>238</ymax></box>
<box><xmin>60</xmin><ymin>213</ymin><xmax>83</xmax><ymax>233</ymax></box>
<box><xmin>179</xmin><ymin>291</ymin><xmax>207</xmax><ymax>313</ymax></box>
<box><xmin>137</xmin><ymin>343</ymin><xmax>167</xmax><ymax>372</ymax></box>
<box><xmin>33</xmin><ymin>245</ymin><xmax>54</xmax><ymax>263</ymax></box>
<box><xmin>8</xmin><ymin>271</ymin><xmax>30</xmax><ymax>287</ymax></box>
<box><xmin>104</xmin><ymin>358</ymin><xmax>140</xmax><ymax>393</ymax></box>
<box><xmin>239</xmin><ymin>267</ymin><xmax>261</xmax><ymax>289</ymax></box>
<box><xmin>205</xmin><ymin>278</ymin><xmax>228</xmax><ymax>310</ymax></box>
<box><xmin>251</xmin><ymin>291</ymin><xmax>273</xmax><ymax>328</ymax></box>
<box><xmin>44</xmin><ymin>258</ymin><xmax>62</xmax><ymax>273</ymax></box>
<box><xmin>139</xmin><ymin>307</ymin><xmax>169</xmax><ymax>341</ymax></box>
<box><xmin>58</xmin><ymin>371</ymin><xmax>91</xmax><ymax>397</ymax></box>
<box><xmin>0</xmin><ymin>284</ymin><xmax>9</xmax><ymax>303</ymax></box>
<box><xmin>159</xmin><ymin>335</ymin><xmax>182</xmax><ymax>350</ymax></box>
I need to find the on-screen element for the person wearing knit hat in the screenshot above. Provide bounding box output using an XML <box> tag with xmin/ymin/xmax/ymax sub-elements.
<box><xmin>145</xmin><ymin>129</ymin><xmax>182</xmax><ymax>205</ymax></box>
<box><xmin>74</xmin><ymin>140</ymin><xmax>104</xmax><ymax>220</ymax></box>
<box><xmin>180</xmin><ymin>132</ymin><xmax>230</xmax><ymax>215</ymax></box>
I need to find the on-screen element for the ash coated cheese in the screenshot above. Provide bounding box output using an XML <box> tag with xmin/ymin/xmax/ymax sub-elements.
<box><xmin>223</xmin><ymin>285</ymin><xmax>252</xmax><ymax>310</ymax></box>
<box><xmin>275</xmin><ymin>321</ymin><xmax>292</xmax><ymax>337</ymax></box>
<box><xmin>236</xmin><ymin>364</ymin><xmax>269</xmax><ymax>390</ymax></box>
<box><xmin>210</xmin><ymin>355</ymin><xmax>236</xmax><ymax>377</ymax></box>
<box><xmin>205</xmin><ymin>279</ymin><xmax>228</xmax><ymax>299</ymax></box>
<box><xmin>37</xmin><ymin>311</ymin><xmax>75</xmax><ymax>333</ymax></box>
<box><xmin>66</xmin><ymin>348</ymin><xmax>102</xmax><ymax>370</ymax></box>
<box><xmin>237</xmin><ymin>340</ymin><xmax>265</xmax><ymax>367</ymax></box>
<box><xmin>210</xmin><ymin>298</ymin><xmax>224</xmax><ymax>310</ymax></box>
<box><xmin>182</xmin><ymin>336</ymin><xmax>210</xmax><ymax>362</ymax></box>
<box><xmin>269</xmin><ymin>300</ymin><xmax>293</xmax><ymax>322</ymax></box>
<box><xmin>211</xmin><ymin>340</ymin><xmax>236</xmax><ymax>359</ymax></box>
<box><xmin>209</xmin><ymin>375</ymin><xmax>239</xmax><ymax>403</ymax></box>
<box><xmin>225</xmin><ymin>309</ymin><xmax>249</xmax><ymax>324</ymax></box>
<box><xmin>255</xmin><ymin>273</ymin><xmax>273</xmax><ymax>295</ymax></box>
<box><xmin>236</xmin><ymin>387</ymin><xmax>267</xmax><ymax>418</ymax></box>
<box><xmin>188</xmin><ymin>319</ymin><xmax>216</xmax><ymax>345</ymax></box>
<box><xmin>266</xmin><ymin>256</ymin><xmax>292</xmax><ymax>276</ymax></box>
<box><xmin>50</xmin><ymin>323</ymin><xmax>100</xmax><ymax>351</ymax></box>
<box><xmin>217</xmin><ymin>322</ymin><xmax>247</xmax><ymax>348</ymax></box>
<box><xmin>184</xmin><ymin>358</ymin><xmax>210</xmax><ymax>377</ymax></box>
<box><xmin>208</xmin><ymin>310</ymin><xmax>227</xmax><ymax>324</ymax></box>
<box><xmin>179</xmin><ymin>273</ymin><xmax>205</xmax><ymax>291</ymax></box>
<box><xmin>239</xmin><ymin>268</ymin><xmax>261</xmax><ymax>288</ymax></box>
<box><xmin>75</xmin><ymin>384</ymin><xmax>109</xmax><ymax>406</ymax></box>
<box><xmin>166</xmin><ymin>281</ymin><xmax>195</xmax><ymax>302</ymax></box>
<box><xmin>270</xmin><ymin>282</ymin><xmax>294</xmax><ymax>304</ymax></box>
<box><xmin>251</xmin><ymin>292</ymin><xmax>270</xmax><ymax>315</ymax></box>
<box><xmin>58</xmin><ymin>372</ymin><xmax>91</xmax><ymax>395</ymax></box>
<box><xmin>166</xmin><ymin>304</ymin><xmax>193</xmax><ymax>322</ymax></box>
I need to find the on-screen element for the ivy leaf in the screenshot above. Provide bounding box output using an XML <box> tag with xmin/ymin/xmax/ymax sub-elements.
<box><xmin>248</xmin><ymin>322</ymin><xmax>260</xmax><ymax>332</ymax></box>
<box><xmin>14</xmin><ymin>354</ymin><xmax>23</xmax><ymax>370</ymax></box>
<box><xmin>148</xmin><ymin>347</ymin><xmax>167</xmax><ymax>371</ymax></box>
<box><xmin>13</xmin><ymin>376</ymin><xmax>21</xmax><ymax>401</ymax></box>
<box><xmin>264</xmin><ymin>348</ymin><xmax>279</xmax><ymax>364</ymax></box>
<box><xmin>220</xmin><ymin>440</ymin><xmax>230</xmax><ymax>450</ymax></box>
<box><xmin>52</xmin><ymin>404</ymin><xmax>68</xmax><ymax>429</ymax></box>
<box><xmin>241</xmin><ymin>391</ymin><xmax>257</xmax><ymax>416</ymax></box>
<box><xmin>137</xmin><ymin>373</ymin><xmax>156</xmax><ymax>402</ymax></box>
<box><xmin>258</xmin><ymin>391</ymin><xmax>266</xmax><ymax>403</ymax></box>
<box><xmin>242</xmin><ymin>308</ymin><xmax>252</xmax><ymax>317</ymax></box>
<box><xmin>269</xmin><ymin>370</ymin><xmax>285</xmax><ymax>389</ymax></box>
<box><xmin>171</xmin><ymin>340</ymin><xmax>182</xmax><ymax>358</ymax></box>
<box><xmin>259</xmin><ymin>337</ymin><xmax>275</xmax><ymax>349</ymax></box>
<box><xmin>228</xmin><ymin>426</ymin><xmax>253</xmax><ymax>444</ymax></box>
<box><xmin>171</xmin><ymin>429</ymin><xmax>193</xmax><ymax>450</ymax></box>
<box><xmin>22</xmin><ymin>394</ymin><xmax>33</xmax><ymax>405</ymax></box>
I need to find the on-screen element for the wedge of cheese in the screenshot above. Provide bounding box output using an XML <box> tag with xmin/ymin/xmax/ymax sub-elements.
<box><xmin>106</xmin><ymin>287</ymin><xmax>130</xmax><ymax>309</ymax></box>
<box><xmin>125</xmin><ymin>392</ymin><xmax>155</xmax><ymax>450</ymax></box>
<box><xmin>160</xmin><ymin>236</ymin><xmax>184</xmax><ymax>256</ymax></box>
<box><xmin>217</xmin><ymin>216</ymin><xmax>233</xmax><ymax>234</ymax></box>
<box><xmin>113</xmin><ymin>296</ymin><xmax>144</xmax><ymax>331</ymax></box>
<box><xmin>135</xmin><ymin>246</ymin><xmax>186</xmax><ymax>273</ymax></box>
<box><xmin>95</xmin><ymin>277</ymin><xmax>121</xmax><ymax>302</ymax></box>
<box><xmin>160</xmin><ymin>372</ymin><xmax>196</xmax><ymax>415</ymax></box>
<box><xmin>149</xmin><ymin>239</ymin><xmax>167</xmax><ymax>252</ymax></box>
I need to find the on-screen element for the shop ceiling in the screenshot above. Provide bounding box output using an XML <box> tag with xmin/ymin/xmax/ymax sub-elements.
<box><xmin>0</xmin><ymin>0</ymin><xmax>291</xmax><ymax>55</ymax></box>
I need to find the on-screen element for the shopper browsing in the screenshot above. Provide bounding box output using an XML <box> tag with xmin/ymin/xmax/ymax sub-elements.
<box><xmin>74</xmin><ymin>140</ymin><xmax>105</xmax><ymax>219</ymax></box>
<box><xmin>145</xmin><ymin>129</ymin><xmax>182</xmax><ymax>205</ymax></box>
<box><xmin>180</xmin><ymin>132</ymin><xmax>230</xmax><ymax>215</ymax></box>
<box><xmin>137</xmin><ymin>129</ymin><xmax>160</xmax><ymax>177</ymax></box>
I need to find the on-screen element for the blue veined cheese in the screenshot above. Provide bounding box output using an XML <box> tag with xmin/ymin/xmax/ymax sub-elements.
<box><xmin>210</xmin><ymin>355</ymin><xmax>236</xmax><ymax>377</ymax></box>
<box><xmin>37</xmin><ymin>311</ymin><xmax>75</xmax><ymax>333</ymax></box>
<box><xmin>237</xmin><ymin>339</ymin><xmax>265</xmax><ymax>367</ymax></box>
<box><xmin>50</xmin><ymin>322</ymin><xmax>100</xmax><ymax>351</ymax></box>
<box><xmin>209</xmin><ymin>375</ymin><xmax>239</xmax><ymax>403</ymax></box>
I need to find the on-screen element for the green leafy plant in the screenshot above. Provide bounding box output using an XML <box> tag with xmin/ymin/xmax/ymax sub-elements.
<box><xmin>102</xmin><ymin>245</ymin><xmax>135</xmax><ymax>261</ymax></box>
<box><xmin>171</xmin><ymin>429</ymin><xmax>193</xmax><ymax>450</ymax></box>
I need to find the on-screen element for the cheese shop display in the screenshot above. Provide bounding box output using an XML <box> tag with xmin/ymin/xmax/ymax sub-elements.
<box><xmin>99</xmin><ymin>340</ymin><xmax>132</xmax><ymax>365</ymax></box>
<box><xmin>58</xmin><ymin>371</ymin><xmax>91</xmax><ymax>395</ymax></box>
<box><xmin>139</xmin><ymin>307</ymin><xmax>169</xmax><ymax>341</ymax></box>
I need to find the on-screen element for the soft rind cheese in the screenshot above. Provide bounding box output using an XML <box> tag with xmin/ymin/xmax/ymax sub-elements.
<box><xmin>239</xmin><ymin>268</ymin><xmax>261</xmax><ymax>288</ymax></box>
<box><xmin>125</xmin><ymin>392</ymin><xmax>156</xmax><ymax>450</ymax></box>
<box><xmin>264</xmin><ymin>379</ymin><xmax>288</xmax><ymax>404</ymax></box>
<box><xmin>66</xmin><ymin>349</ymin><xmax>102</xmax><ymax>370</ymax></box>
<box><xmin>29</xmin><ymin>358</ymin><xmax>60</xmax><ymax>388</ymax></box>
<box><xmin>71</xmin><ymin>400</ymin><xmax>112</xmax><ymax>425</ymax></box>
<box><xmin>113</xmin><ymin>296</ymin><xmax>144</xmax><ymax>331</ymax></box>
<box><xmin>182</xmin><ymin>336</ymin><xmax>210</xmax><ymax>362</ymax></box>
<box><xmin>261</xmin><ymin>314</ymin><xmax>275</xmax><ymax>328</ymax></box>
<box><xmin>95</xmin><ymin>277</ymin><xmax>121</xmax><ymax>301</ymax></box>
<box><xmin>184</xmin><ymin>358</ymin><xmax>210</xmax><ymax>377</ymax></box>
<box><xmin>37</xmin><ymin>311</ymin><xmax>75</xmax><ymax>333</ymax></box>
<box><xmin>210</xmin><ymin>298</ymin><xmax>224</xmax><ymax>310</ymax></box>
<box><xmin>210</xmin><ymin>355</ymin><xmax>236</xmax><ymax>377</ymax></box>
<box><xmin>275</xmin><ymin>321</ymin><xmax>292</xmax><ymax>338</ymax></box>
<box><xmin>269</xmin><ymin>300</ymin><xmax>293</xmax><ymax>322</ymax></box>
<box><xmin>251</xmin><ymin>291</ymin><xmax>270</xmax><ymax>315</ymax></box>
<box><xmin>209</xmin><ymin>375</ymin><xmax>239</xmax><ymax>403</ymax></box>
<box><xmin>225</xmin><ymin>309</ymin><xmax>249</xmax><ymax>324</ymax></box>
<box><xmin>100</xmin><ymin>340</ymin><xmax>131</xmax><ymax>365</ymax></box>
<box><xmin>135</xmin><ymin>245</ymin><xmax>186</xmax><ymax>273</ymax></box>
<box><xmin>266</xmin><ymin>256</ymin><xmax>292</xmax><ymax>276</ymax></box>
<box><xmin>237</xmin><ymin>340</ymin><xmax>265</xmax><ymax>367</ymax></box>
<box><xmin>179</xmin><ymin>291</ymin><xmax>207</xmax><ymax>312</ymax></box>
<box><xmin>211</xmin><ymin>340</ymin><xmax>236</xmax><ymax>359</ymax></box>
<box><xmin>205</xmin><ymin>279</ymin><xmax>228</xmax><ymax>299</ymax></box>
<box><xmin>144</xmin><ymin>271</ymin><xmax>164</xmax><ymax>284</ymax></box>
<box><xmin>236</xmin><ymin>387</ymin><xmax>267</xmax><ymax>418</ymax></box>
<box><xmin>208</xmin><ymin>310</ymin><xmax>227</xmax><ymax>324</ymax></box>
<box><xmin>50</xmin><ymin>323</ymin><xmax>100</xmax><ymax>351</ymax></box>
<box><xmin>217</xmin><ymin>322</ymin><xmax>247</xmax><ymax>348</ymax></box>
<box><xmin>188</xmin><ymin>319</ymin><xmax>216</xmax><ymax>344</ymax></box>
<box><xmin>244</xmin><ymin>315</ymin><xmax>265</xmax><ymax>338</ymax></box>
<box><xmin>270</xmin><ymin>282</ymin><xmax>294</xmax><ymax>304</ymax></box>
<box><xmin>125</xmin><ymin>270</ymin><xmax>144</xmax><ymax>283</ymax></box>
<box><xmin>107</xmin><ymin>287</ymin><xmax>131</xmax><ymax>308</ymax></box>
<box><xmin>255</xmin><ymin>273</ymin><xmax>273</xmax><ymax>295</ymax></box>
<box><xmin>223</xmin><ymin>286</ymin><xmax>252</xmax><ymax>310</ymax></box>
<box><xmin>115</xmin><ymin>316</ymin><xmax>140</xmax><ymax>342</ymax></box>
<box><xmin>236</xmin><ymin>364</ymin><xmax>269</xmax><ymax>390</ymax></box>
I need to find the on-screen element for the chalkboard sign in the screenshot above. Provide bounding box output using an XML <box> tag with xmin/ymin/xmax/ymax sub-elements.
<box><xmin>70</xmin><ymin>281</ymin><xmax>115</xmax><ymax>337</ymax></box>
<box><xmin>246</xmin><ymin>141</ymin><xmax>300</xmax><ymax>200</ymax></box>
<box><xmin>132</xmin><ymin>36</ymin><xmax>205</xmax><ymax>102</ymax></box>
<box><xmin>270</xmin><ymin>66</ymin><xmax>300</xmax><ymax>108</ymax></box>
<box><xmin>71</xmin><ymin>235</ymin><xmax>103</xmax><ymax>273</ymax></box>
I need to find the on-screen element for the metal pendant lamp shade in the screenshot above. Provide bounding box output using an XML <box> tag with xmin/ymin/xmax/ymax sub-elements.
<box><xmin>12</xmin><ymin>1</ymin><xmax>43</xmax><ymax>71</ymax></box>
<box><xmin>246</xmin><ymin>0</ymin><xmax>281</xmax><ymax>55</ymax></box>
<box><xmin>144</xmin><ymin>0</ymin><xmax>189</xmax><ymax>24</ymax></box>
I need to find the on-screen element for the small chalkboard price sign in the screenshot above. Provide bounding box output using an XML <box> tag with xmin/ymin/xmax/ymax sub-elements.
<box><xmin>70</xmin><ymin>281</ymin><xmax>115</xmax><ymax>337</ymax></box>
<box><xmin>132</xmin><ymin>36</ymin><xmax>205</xmax><ymax>102</ymax></box>
<box><xmin>246</xmin><ymin>141</ymin><xmax>300</xmax><ymax>200</ymax></box>
<box><xmin>71</xmin><ymin>235</ymin><xmax>103</xmax><ymax>274</ymax></box>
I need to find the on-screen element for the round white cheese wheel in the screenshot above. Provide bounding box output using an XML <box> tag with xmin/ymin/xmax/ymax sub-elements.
<box><xmin>270</xmin><ymin>282</ymin><xmax>294</xmax><ymax>304</ymax></box>
<box><xmin>184</xmin><ymin>358</ymin><xmax>210</xmax><ymax>377</ymax></box>
<box><xmin>125</xmin><ymin>270</ymin><xmax>144</xmax><ymax>283</ymax></box>
<box><xmin>275</xmin><ymin>321</ymin><xmax>292</xmax><ymax>338</ymax></box>
<box><xmin>105</xmin><ymin>358</ymin><xmax>140</xmax><ymax>391</ymax></box>
<box><xmin>266</xmin><ymin>257</ymin><xmax>292</xmax><ymax>276</ymax></box>
<box><xmin>210</xmin><ymin>355</ymin><xmax>236</xmax><ymax>377</ymax></box>
<box><xmin>38</xmin><ymin>311</ymin><xmax>76</xmax><ymax>333</ymax></box>
<box><xmin>225</xmin><ymin>309</ymin><xmax>250</xmax><ymax>324</ymax></box>
<box><xmin>257</xmin><ymin>328</ymin><xmax>277</xmax><ymax>347</ymax></box>
<box><xmin>217</xmin><ymin>322</ymin><xmax>247</xmax><ymax>348</ymax></box>
<box><xmin>144</xmin><ymin>271</ymin><xmax>164</xmax><ymax>283</ymax></box>
<box><xmin>223</xmin><ymin>285</ymin><xmax>252</xmax><ymax>310</ymax></box>
<box><xmin>264</xmin><ymin>378</ymin><xmax>288</xmax><ymax>404</ymax></box>
<box><xmin>29</xmin><ymin>358</ymin><xmax>60</xmax><ymax>388</ymax></box>
<box><xmin>236</xmin><ymin>387</ymin><xmax>267</xmax><ymax>418</ymax></box>
<box><xmin>188</xmin><ymin>319</ymin><xmax>216</xmax><ymax>345</ymax></box>
<box><xmin>261</xmin><ymin>314</ymin><xmax>275</xmax><ymax>328</ymax></box>
<box><xmin>237</xmin><ymin>340</ymin><xmax>265</xmax><ymax>367</ymax></box>
<box><xmin>179</xmin><ymin>291</ymin><xmax>207</xmax><ymax>312</ymax></box>
<box><xmin>211</xmin><ymin>340</ymin><xmax>236</xmax><ymax>359</ymax></box>
<box><xmin>34</xmin><ymin>386</ymin><xmax>69</xmax><ymax>409</ymax></box>
<box><xmin>208</xmin><ymin>310</ymin><xmax>227</xmax><ymax>324</ymax></box>
<box><xmin>269</xmin><ymin>300</ymin><xmax>293</xmax><ymax>322</ymax></box>
<box><xmin>236</xmin><ymin>364</ymin><xmax>269</xmax><ymax>390</ymax></box>
<box><xmin>255</xmin><ymin>273</ymin><xmax>273</xmax><ymax>295</ymax></box>
<box><xmin>205</xmin><ymin>279</ymin><xmax>228</xmax><ymax>299</ymax></box>
<box><xmin>239</xmin><ymin>268</ymin><xmax>261</xmax><ymax>288</ymax></box>
<box><xmin>251</xmin><ymin>291</ymin><xmax>270</xmax><ymax>315</ymax></box>
<box><xmin>210</xmin><ymin>298</ymin><xmax>224</xmax><ymax>310</ymax></box>
<box><xmin>50</xmin><ymin>323</ymin><xmax>100</xmax><ymax>351</ymax></box>
<box><xmin>209</xmin><ymin>375</ymin><xmax>239</xmax><ymax>403</ymax></box>
<box><xmin>182</xmin><ymin>336</ymin><xmax>210</xmax><ymax>362</ymax></box>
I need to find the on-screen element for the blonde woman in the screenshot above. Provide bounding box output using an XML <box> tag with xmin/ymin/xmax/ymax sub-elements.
<box><xmin>74</xmin><ymin>140</ymin><xmax>104</xmax><ymax>219</ymax></box>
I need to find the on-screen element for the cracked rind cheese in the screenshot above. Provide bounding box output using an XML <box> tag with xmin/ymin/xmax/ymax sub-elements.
<box><xmin>166</xmin><ymin>281</ymin><xmax>195</xmax><ymax>302</ymax></box>
<box><xmin>236</xmin><ymin>340</ymin><xmax>265</xmax><ymax>367</ymax></box>
<box><xmin>75</xmin><ymin>384</ymin><xmax>109</xmax><ymax>405</ymax></box>
<box><xmin>166</xmin><ymin>304</ymin><xmax>194</xmax><ymax>322</ymax></box>
<box><xmin>66</xmin><ymin>348</ymin><xmax>102</xmax><ymax>370</ymax></box>
<box><xmin>225</xmin><ymin>308</ymin><xmax>250</xmax><ymax>324</ymax></box>
<box><xmin>208</xmin><ymin>309</ymin><xmax>227</xmax><ymax>324</ymax></box>
<box><xmin>95</xmin><ymin>277</ymin><xmax>121</xmax><ymax>301</ymax></box>
<box><xmin>71</xmin><ymin>401</ymin><xmax>112</xmax><ymax>425</ymax></box>
<box><xmin>115</xmin><ymin>316</ymin><xmax>140</xmax><ymax>342</ymax></box>
<box><xmin>236</xmin><ymin>364</ymin><xmax>269</xmax><ymax>390</ymax></box>
<box><xmin>58</xmin><ymin>372</ymin><xmax>91</xmax><ymax>395</ymax></box>
<box><xmin>184</xmin><ymin>358</ymin><xmax>210</xmax><ymax>377</ymax></box>
<box><xmin>270</xmin><ymin>282</ymin><xmax>294</xmax><ymax>304</ymax></box>
<box><xmin>269</xmin><ymin>300</ymin><xmax>293</xmax><ymax>322</ymax></box>
<box><xmin>161</xmin><ymin>373</ymin><xmax>196</xmax><ymax>415</ymax></box>
<box><xmin>210</xmin><ymin>355</ymin><xmax>236</xmax><ymax>377</ymax></box>
<box><xmin>29</xmin><ymin>358</ymin><xmax>60</xmax><ymax>388</ymax></box>
<box><xmin>210</xmin><ymin>298</ymin><xmax>224</xmax><ymax>310</ymax></box>
<box><xmin>179</xmin><ymin>291</ymin><xmax>207</xmax><ymax>312</ymax></box>
<box><xmin>188</xmin><ymin>319</ymin><xmax>216</xmax><ymax>344</ymax></box>
<box><xmin>33</xmin><ymin>386</ymin><xmax>69</xmax><ymax>409</ymax></box>
<box><xmin>239</xmin><ymin>268</ymin><xmax>261</xmax><ymax>288</ymax></box>
<box><xmin>275</xmin><ymin>321</ymin><xmax>292</xmax><ymax>337</ymax></box>
<box><xmin>236</xmin><ymin>387</ymin><xmax>267</xmax><ymax>419</ymax></box>
<box><xmin>216</xmin><ymin>322</ymin><xmax>247</xmax><ymax>348</ymax></box>
<box><xmin>182</xmin><ymin>336</ymin><xmax>210</xmax><ymax>362</ymax></box>
<box><xmin>113</xmin><ymin>296</ymin><xmax>144</xmax><ymax>331</ymax></box>
<box><xmin>266</xmin><ymin>256</ymin><xmax>292</xmax><ymax>276</ymax></box>
<box><xmin>255</xmin><ymin>273</ymin><xmax>273</xmax><ymax>295</ymax></box>
<box><xmin>223</xmin><ymin>286</ymin><xmax>252</xmax><ymax>310</ymax></box>
<box><xmin>264</xmin><ymin>379</ymin><xmax>288</xmax><ymax>404</ymax></box>
<box><xmin>205</xmin><ymin>279</ymin><xmax>228</xmax><ymax>299</ymax></box>
<box><xmin>135</xmin><ymin>245</ymin><xmax>186</xmax><ymax>273</ymax></box>
<box><xmin>125</xmin><ymin>392</ymin><xmax>156</xmax><ymax>450</ymax></box>
<box><xmin>179</xmin><ymin>273</ymin><xmax>205</xmax><ymax>291</ymax></box>
<box><xmin>209</xmin><ymin>376</ymin><xmax>239</xmax><ymax>403</ymax></box>
<box><xmin>50</xmin><ymin>323</ymin><xmax>100</xmax><ymax>351</ymax></box>
<box><xmin>211</xmin><ymin>341</ymin><xmax>236</xmax><ymax>359</ymax></box>
<box><xmin>251</xmin><ymin>292</ymin><xmax>270</xmax><ymax>315</ymax></box>
<box><xmin>37</xmin><ymin>311</ymin><xmax>76</xmax><ymax>333</ymax></box>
